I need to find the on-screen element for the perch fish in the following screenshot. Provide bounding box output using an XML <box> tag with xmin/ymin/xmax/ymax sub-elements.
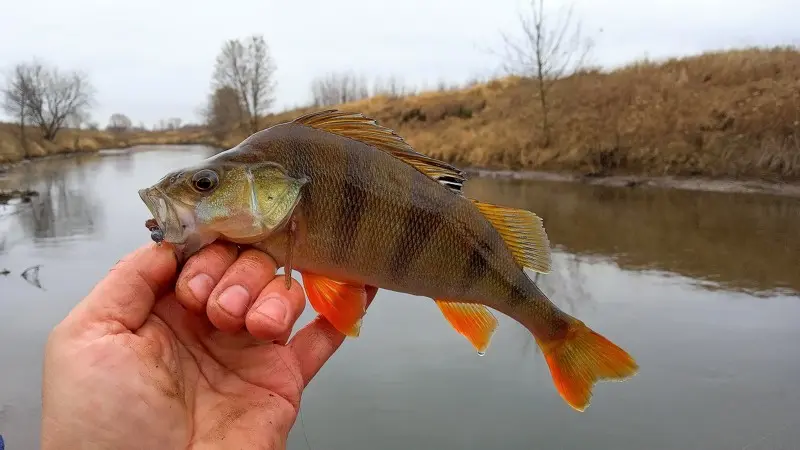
<box><xmin>138</xmin><ymin>110</ymin><xmax>638</xmax><ymax>411</ymax></box>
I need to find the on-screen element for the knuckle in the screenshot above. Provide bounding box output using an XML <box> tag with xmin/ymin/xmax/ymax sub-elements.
<box><xmin>183</xmin><ymin>244</ymin><xmax>235</xmax><ymax>277</ymax></box>
<box><xmin>205</xmin><ymin>243</ymin><xmax>239</xmax><ymax>269</ymax></box>
<box><xmin>235</xmin><ymin>250</ymin><xmax>275</xmax><ymax>274</ymax></box>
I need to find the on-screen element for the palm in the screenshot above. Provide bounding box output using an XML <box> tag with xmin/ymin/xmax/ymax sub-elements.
<box><xmin>118</xmin><ymin>294</ymin><xmax>308</xmax><ymax>449</ymax></box>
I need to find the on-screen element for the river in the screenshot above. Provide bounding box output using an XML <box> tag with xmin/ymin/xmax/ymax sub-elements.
<box><xmin>1</xmin><ymin>145</ymin><xmax>799</xmax><ymax>450</ymax></box>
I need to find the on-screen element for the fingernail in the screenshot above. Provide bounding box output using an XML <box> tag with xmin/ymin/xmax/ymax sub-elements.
<box><xmin>218</xmin><ymin>285</ymin><xmax>250</xmax><ymax>317</ymax></box>
<box><xmin>188</xmin><ymin>273</ymin><xmax>214</xmax><ymax>301</ymax></box>
<box><xmin>256</xmin><ymin>295</ymin><xmax>287</xmax><ymax>324</ymax></box>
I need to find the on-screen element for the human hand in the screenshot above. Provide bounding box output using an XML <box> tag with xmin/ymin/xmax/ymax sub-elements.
<box><xmin>41</xmin><ymin>242</ymin><xmax>377</xmax><ymax>450</ymax></box>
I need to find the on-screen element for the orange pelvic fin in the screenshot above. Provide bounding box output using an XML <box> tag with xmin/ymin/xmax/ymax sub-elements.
<box><xmin>301</xmin><ymin>272</ymin><xmax>367</xmax><ymax>337</ymax></box>
<box><xmin>435</xmin><ymin>299</ymin><xmax>499</xmax><ymax>354</ymax></box>
<box><xmin>536</xmin><ymin>319</ymin><xmax>638</xmax><ymax>412</ymax></box>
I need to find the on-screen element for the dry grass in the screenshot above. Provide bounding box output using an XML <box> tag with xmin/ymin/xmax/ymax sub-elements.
<box><xmin>4</xmin><ymin>46</ymin><xmax>799</xmax><ymax>181</ymax></box>
<box><xmin>237</xmin><ymin>46</ymin><xmax>799</xmax><ymax>181</ymax></box>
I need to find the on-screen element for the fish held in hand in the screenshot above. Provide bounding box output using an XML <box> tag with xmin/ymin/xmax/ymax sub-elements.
<box><xmin>137</xmin><ymin>110</ymin><xmax>638</xmax><ymax>411</ymax></box>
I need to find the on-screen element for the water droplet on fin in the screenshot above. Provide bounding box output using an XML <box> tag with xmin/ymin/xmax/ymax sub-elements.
<box><xmin>477</xmin><ymin>350</ymin><xmax>486</xmax><ymax>356</ymax></box>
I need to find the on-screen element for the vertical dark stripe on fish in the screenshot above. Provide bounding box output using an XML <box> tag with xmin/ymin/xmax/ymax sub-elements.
<box><xmin>388</xmin><ymin>175</ymin><xmax>445</xmax><ymax>283</ymax></box>
<box><xmin>330</xmin><ymin>148</ymin><xmax>366</xmax><ymax>267</ymax></box>
<box><xmin>507</xmin><ymin>271</ymin><xmax>532</xmax><ymax>307</ymax></box>
<box><xmin>299</xmin><ymin>142</ymin><xmax>322</xmax><ymax>251</ymax></box>
<box><xmin>458</xmin><ymin>222</ymin><xmax>493</xmax><ymax>297</ymax></box>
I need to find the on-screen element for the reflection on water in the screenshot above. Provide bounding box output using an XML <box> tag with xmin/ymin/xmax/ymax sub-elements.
<box><xmin>465</xmin><ymin>177</ymin><xmax>800</xmax><ymax>297</ymax></box>
<box><xmin>1</xmin><ymin>146</ymin><xmax>799</xmax><ymax>450</ymax></box>
<box><xmin>0</xmin><ymin>154</ymin><xmax>103</xmax><ymax>254</ymax></box>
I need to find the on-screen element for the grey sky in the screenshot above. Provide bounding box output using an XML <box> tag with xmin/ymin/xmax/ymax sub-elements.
<box><xmin>1</xmin><ymin>0</ymin><xmax>796</xmax><ymax>128</ymax></box>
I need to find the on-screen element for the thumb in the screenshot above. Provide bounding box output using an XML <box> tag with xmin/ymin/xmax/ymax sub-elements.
<box><xmin>67</xmin><ymin>242</ymin><xmax>178</xmax><ymax>336</ymax></box>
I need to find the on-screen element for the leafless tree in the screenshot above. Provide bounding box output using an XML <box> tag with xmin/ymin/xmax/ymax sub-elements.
<box><xmin>500</xmin><ymin>0</ymin><xmax>594</xmax><ymax>147</ymax></box>
<box><xmin>21</xmin><ymin>61</ymin><xmax>95</xmax><ymax>141</ymax></box>
<box><xmin>203</xmin><ymin>85</ymin><xmax>242</xmax><ymax>140</ymax></box>
<box><xmin>165</xmin><ymin>117</ymin><xmax>182</xmax><ymax>130</ymax></box>
<box><xmin>310</xmin><ymin>71</ymin><xmax>370</xmax><ymax>107</ymax></box>
<box><xmin>372</xmin><ymin>75</ymin><xmax>408</xmax><ymax>98</ymax></box>
<box><xmin>212</xmin><ymin>34</ymin><xmax>277</xmax><ymax>134</ymax></box>
<box><xmin>67</xmin><ymin>110</ymin><xmax>89</xmax><ymax>130</ymax></box>
<box><xmin>67</xmin><ymin>110</ymin><xmax>89</xmax><ymax>148</ymax></box>
<box><xmin>1</xmin><ymin>63</ymin><xmax>37</xmax><ymax>155</ymax></box>
<box><xmin>107</xmin><ymin>113</ymin><xmax>132</xmax><ymax>133</ymax></box>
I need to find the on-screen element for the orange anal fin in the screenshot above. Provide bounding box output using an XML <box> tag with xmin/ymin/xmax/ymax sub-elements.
<box><xmin>301</xmin><ymin>272</ymin><xmax>367</xmax><ymax>337</ymax></box>
<box><xmin>537</xmin><ymin>319</ymin><xmax>639</xmax><ymax>412</ymax></box>
<box><xmin>435</xmin><ymin>299</ymin><xmax>498</xmax><ymax>354</ymax></box>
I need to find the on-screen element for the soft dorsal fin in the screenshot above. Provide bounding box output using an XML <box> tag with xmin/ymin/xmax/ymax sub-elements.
<box><xmin>293</xmin><ymin>109</ymin><xmax>466</xmax><ymax>193</ymax></box>
<box><xmin>471</xmin><ymin>199</ymin><xmax>552</xmax><ymax>274</ymax></box>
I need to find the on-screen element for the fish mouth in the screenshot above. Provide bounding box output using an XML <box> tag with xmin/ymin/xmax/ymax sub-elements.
<box><xmin>138</xmin><ymin>187</ymin><xmax>192</xmax><ymax>245</ymax></box>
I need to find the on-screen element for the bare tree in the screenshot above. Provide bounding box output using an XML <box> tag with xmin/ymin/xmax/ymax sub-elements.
<box><xmin>67</xmin><ymin>110</ymin><xmax>89</xmax><ymax>148</ymax></box>
<box><xmin>500</xmin><ymin>0</ymin><xmax>593</xmax><ymax>147</ymax></box>
<box><xmin>1</xmin><ymin>63</ymin><xmax>37</xmax><ymax>155</ymax></box>
<box><xmin>107</xmin><ymin>113</ymin><xmax>132</xmax><ymax>133</ymax></box>
<box><xmin>372</xmin><ymin>75</ymin><xmax>408</xmax><ymax>98</ymax></box>
<box><xmin>212</xmin><ymin>34</ymin><xmax>277</xmax><ymax>134</ymax></box>
<box><xmin>67</xmin><ymin>110</ymin><xmax>89</xmax><ymax>130</ymax></box>
<box><xmin>203</xmin><ymin>85</ymin><xmax>242</xmax><ymax>140</ymax></box>
<box><xmin>165</xmin><ymin>117</ymin><xmax>182</xmax><ymax>130</ymax></box>
<box><xmin>310</xmin><ymin>71</ymin><xmax>370</xmax><ymax>107</ymax></box>
<box><xmin>21</xmin><ymin>61</ymin><xmax>95</xmax><ymax>141</ymax></box>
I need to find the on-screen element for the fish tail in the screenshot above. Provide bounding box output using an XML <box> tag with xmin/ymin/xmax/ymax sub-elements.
<box><xmin>531</xmin><ymin>314</ymin><xmax>638</xmax><ymax>412</ymax></box>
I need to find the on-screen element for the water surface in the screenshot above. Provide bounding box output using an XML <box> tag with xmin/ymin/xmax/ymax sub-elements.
<box><xmin>1</xmin><ymin>146</ymin><xmax>799</xmax><ymax>449</ymax></box>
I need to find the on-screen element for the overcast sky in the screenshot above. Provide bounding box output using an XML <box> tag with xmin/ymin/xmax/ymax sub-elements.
<box><xmin>1</xmin><ymin>0</ymin><xmax>796</xmax><ymax>127</ymax></box>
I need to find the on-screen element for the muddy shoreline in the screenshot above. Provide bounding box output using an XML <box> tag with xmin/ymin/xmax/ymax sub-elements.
<box><xmin>462</xmin><ymin>168</ymin><xmax>800</xmax><ymax>199</ymax></box>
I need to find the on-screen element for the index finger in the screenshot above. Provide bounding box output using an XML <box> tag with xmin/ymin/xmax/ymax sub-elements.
<box><xmin>174</xmin><ymin>242</ymin><xmax>240</xmax><ymax>313</ymax></box>
<box><xmin>64</xmin><ymin>242</ymin><xmax>177</xmax><ymax>337</ymax></box>
<box><xmin>288</xmin><ymin>285</ymin><xmax>379</xmax><ymax>385</ymax></box>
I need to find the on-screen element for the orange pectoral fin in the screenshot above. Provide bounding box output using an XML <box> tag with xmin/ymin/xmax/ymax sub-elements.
<box><xmin>301</xmin><ymin>272</ymin><xmax>368</xmax><ymax>337</ymax></box>
<box><xmin>435</xmin><ymin>299</ymin><xmax>499</xmax><ymax>355</ymax></box>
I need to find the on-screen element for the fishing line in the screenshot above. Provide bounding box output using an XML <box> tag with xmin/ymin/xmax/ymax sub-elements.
<box><xmin>274</xmin><ymin>323</ymin><xmax>313</xmax><ymax>450</ymax></box>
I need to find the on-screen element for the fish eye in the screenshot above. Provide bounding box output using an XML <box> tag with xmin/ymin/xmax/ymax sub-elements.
<box><xmin>191</xmin><ymin>169</ymin><xmax>219</xmax><ymax>193</ymax></box>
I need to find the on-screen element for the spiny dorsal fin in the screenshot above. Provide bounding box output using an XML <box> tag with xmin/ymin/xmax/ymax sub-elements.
<box><xmin>293</xmin><ymin>109</ymin><xmax>466</xmax><ymax>193</ymax></box>
<box><xmin>471</xmin><ymin>199</ymin><xmax>552</xmax><ymax>274</ymax></box>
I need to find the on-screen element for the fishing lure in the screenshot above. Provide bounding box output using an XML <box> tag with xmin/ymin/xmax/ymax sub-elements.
<box><xmin>145</xmin><ymin>218</ymin><xmax>164</xmax><ymax>244</ymax></box>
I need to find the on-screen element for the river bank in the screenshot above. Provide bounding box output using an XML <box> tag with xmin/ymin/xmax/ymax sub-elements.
<box><xmin>0</xmin><ymin>122</ymin><xmax>214</xmax><ymax>167</ymax></box>
<box><xmin>463</xmin><ymin>168</ymin><xmax>800</xmax><ymax>199</ymax></box>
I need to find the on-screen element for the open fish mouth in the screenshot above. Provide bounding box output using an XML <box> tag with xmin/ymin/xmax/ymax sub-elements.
<box><xmin>138</xmin><ymin>187</ymin><xmax>192</xmax><ymax>244</ymax></box>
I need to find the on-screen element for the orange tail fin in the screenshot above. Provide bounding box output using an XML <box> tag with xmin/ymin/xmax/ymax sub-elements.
<box><xmin>536</xmin><ymin>319</ymin><xmax>638</xmax><ymax>412</ymax></box>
